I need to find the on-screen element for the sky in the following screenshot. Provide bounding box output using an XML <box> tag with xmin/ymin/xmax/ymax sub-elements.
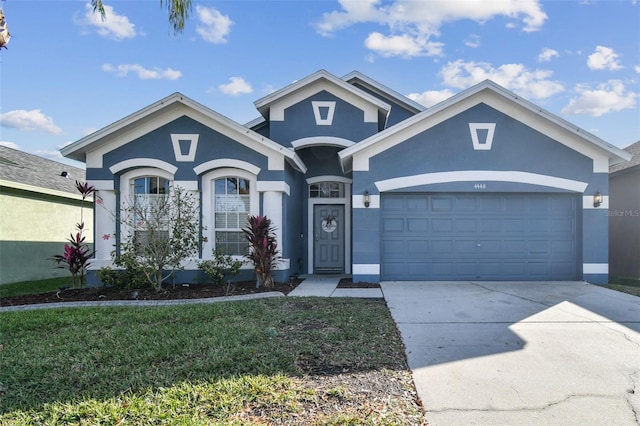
<box><xmin>0</xmin><ymin>0</ymin><xmax>638</xmax><ymax>168</ymax></box>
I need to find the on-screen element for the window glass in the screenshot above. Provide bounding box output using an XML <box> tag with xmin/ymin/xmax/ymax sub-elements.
<box><xmin>309</xmin><ymin>181</ymin><xmax>344</xmax><ymax>198</ymax></box>
<box><xmin>214</xmin><ymin>177</ymin><xmax>250</xmax><ymax>255</ymax></box>
<box><xmin>131</xmin><ymin>176</ymin><xmax>170</xmax><ymax>252</ymax></box>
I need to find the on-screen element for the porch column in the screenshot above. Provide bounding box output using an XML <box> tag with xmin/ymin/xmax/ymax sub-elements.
<box><xmin>256</xmin><ymin>181</ymin><xmax>290</xmax><ymax>271</ymax></box>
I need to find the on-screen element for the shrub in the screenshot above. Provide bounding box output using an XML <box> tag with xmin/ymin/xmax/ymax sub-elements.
<box><xmin>198</xmin><ymin>249</ymin><xmax>243</xmax><ymax>285</ymax></box>
<box><xmin>242</xmin><ymin>215</ymin><xmax>280</xmax><ymax>288</ymax></box>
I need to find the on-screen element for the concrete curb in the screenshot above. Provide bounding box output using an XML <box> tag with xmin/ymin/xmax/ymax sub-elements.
<box><xmin>0</xmin><ymin>292</ymin><xmax>285</xmax><ymax>312</ymax></box>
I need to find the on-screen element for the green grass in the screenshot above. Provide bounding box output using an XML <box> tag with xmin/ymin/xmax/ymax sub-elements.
<box><xmin>0</xmin><ymin>298</ymin><xmax>418</xmax><ymax>424</ymax></box>
<box><xmin>605</xmin><ymin>276</ymin><xmax>640</xmax><ymax>297</ymax></box>
<box><xmin>0</xmin><ymin>277</ymin><xmax>70</xmax><ymax>298</ymax></box>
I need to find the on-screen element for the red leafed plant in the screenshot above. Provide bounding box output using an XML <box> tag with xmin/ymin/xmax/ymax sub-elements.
<box><xmin>51</xmin><ymin>181</ymin><xmax>96</xmax><ymax>288</ymax></box>
<box><xmin>242</xmin><ymin>215</ymin><xmax>280</xmax><ymax>288</ymax></box>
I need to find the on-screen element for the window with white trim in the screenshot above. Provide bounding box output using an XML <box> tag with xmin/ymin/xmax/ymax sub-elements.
<box><xmin>309</xmin><ymin>181</ymin><xmax>344</xmax><ymax>198</ymax></box>
<box><xmin>214</xmin><ymin>176</ymin><xmax>250</xmax><ymax>255</ymax></box>
<box><xmin>132</xmin><ymin>176</ymin><xmax>170</xmax><ymax>249</ymax></box>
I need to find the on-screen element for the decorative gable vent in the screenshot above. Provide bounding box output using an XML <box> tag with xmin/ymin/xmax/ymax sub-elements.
<box><xmin>171</xmin><ymin>134</ymin><xmax>199</xmax><ymax>162</ymax></box>
<box><xmin>469</xmin><ymin>123</ymin><xmax>496</xmax><ymax>151</ymax></box>
<box><xmin>312</xmin><ymin>101</ymin><xmax>336</xmax><ymax>126</ymax></box>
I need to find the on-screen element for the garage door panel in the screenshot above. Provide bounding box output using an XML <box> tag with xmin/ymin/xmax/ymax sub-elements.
<box><xmin>381</xmin><ymin>193</ymin><xmax>577</xmax><ymax>281</ymax></box>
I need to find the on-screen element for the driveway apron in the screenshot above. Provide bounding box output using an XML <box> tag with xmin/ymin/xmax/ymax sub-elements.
<box><xmin>381</xmin><ymin>281</ymin><xmax>640</xmax><ymax>426</ymax></box>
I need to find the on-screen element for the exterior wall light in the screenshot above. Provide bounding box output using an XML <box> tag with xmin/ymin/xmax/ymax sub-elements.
<box><xmin>593</xmin><ymin>191</ymin><xmax>602</xmax><ymax>208</ymax></box>
<box><xmin>364</xmin><ymin>191</ymin><xmax>371</xmax><ymax>208</ymax></box>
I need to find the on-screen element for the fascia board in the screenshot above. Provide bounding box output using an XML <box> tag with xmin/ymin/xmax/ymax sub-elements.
<box><xmin>340</xmin><ymin>81</ymin><xmax>630</xmax><ymax>172</ymax></box>
<box><xmin>61</xmin><ymin>92</ymin><xmax>186</xmax><ymax>161</ymax></box>
<box><xmin>341</xmin><ymin>70</ymin><xmax>426</xmax><ymax>113</ymax></box>
<box><xmin>254</xmin><ymin>69</ymin><xmax>390</xmax><ymax>119</ymax></box>
<box><xmin>0</xmin><ymin>179</ymin><xmax>91</xmax><ymax>201</ymax></box>
<box><xmin>63</xmin><ymin>93</ymin><xmax>306</xmax><ymax>173</ymax></box>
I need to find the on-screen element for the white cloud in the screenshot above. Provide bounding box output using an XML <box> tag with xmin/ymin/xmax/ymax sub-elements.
<box><xmin>0</xmin><ymin>141</ymin><xmax>20</xmax><ymax>150</ymax></box>
<box><xmin>364</xmin><ymin>32</ymin><xmax>443</xmax><ymax>57</ymax></box>
<box><xmin>407</xmin><ymin>89</ymin><xmax>455</xmax><ymax>107</ymax></box>
<box><xmin>538</xmin><ymin>48</ymin><xmax>559</xmax><ymax>62</ymax></box>
<box><xmin>440</xmin><ymin>59</ymin><xmax>564</xmax><ymax>99</ymax></box>
<box><xmin>587</xmin><ymin>46</ymin><xmax>622</xmax><ymax>70</ymax></box>
<box><xmin>465</xmin><ymin>34</ymin><xmax>481</xmax><ymax>48</ymax></box>
<box><xmin>196</xmin><ymin>6</ymin><xmax>233</xmax><ymax>44</ymax></box>
<box><xmin>102</xmin><ymin>64</ymin><xmax>181</xmax><ymax>80</ymax></box>
<box><xmin>634</xmin><ymin>65</ymin><xmax>640</xmax><ymax>74</ymax></box>
<box><xmin>561</xmin><ymin>80</ymin><xmax>637</xmax><ymax>117</ymax></box>
<box><xmin>73</xmin><ymin>3</ymin><xmax>136</xmax><ymax>41</ymax></box>
<box><xmin>315</xmin><ymin>0</ymin><xmax>547</xmax><ymax>57</ymax></box>
<box><xmin>218</xmin><ymin>77</ymin><xmax>253</xmax><ymax>96</ymax></box>
<box><xmin>0</xmin><ymin>109</ymin><xmax>62</xmax><ymax>135</ymax></box>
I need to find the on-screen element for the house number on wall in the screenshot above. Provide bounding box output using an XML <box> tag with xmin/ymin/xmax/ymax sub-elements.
<box><xmin>474</xmin><ymin>183</ymin><xmax>487</xmax><ymax>190</ymax></box>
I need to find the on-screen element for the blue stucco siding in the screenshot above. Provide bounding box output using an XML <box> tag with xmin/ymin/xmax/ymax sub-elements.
<box><xmin>368</xmin><ymin>104</ymin><xmax>594</xmax><ymax>185</ymax></box>
<box><xmin>282</xmin><ymin>162</ymin><xmax>304</xmax><ymax>276</ymax></box>
<box><xmin>98</xmin><ymin>116</ymin><xmax>270</xmax><ymax>181</ymax></box>
<box><xmin>270</xmin><ymin>91</ymin><xmax>379</xmax><ymax>145</ymax></box>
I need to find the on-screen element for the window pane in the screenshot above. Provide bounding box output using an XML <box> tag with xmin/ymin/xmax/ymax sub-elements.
<box><xmin>239</xmin><ymin>178</ymin><xmax>249</xmax><ymax>194</ymax></box>
<box><xmin>227</xmin><ymin>177</ymin><xmax>238</xmax><ymax>194</ymax></box>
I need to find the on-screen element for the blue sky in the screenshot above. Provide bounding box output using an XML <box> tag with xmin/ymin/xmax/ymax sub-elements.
<box><xmin>1</xmin><ymin>0</ymin><xmax>638</xmax><ymax>168</ymax></box>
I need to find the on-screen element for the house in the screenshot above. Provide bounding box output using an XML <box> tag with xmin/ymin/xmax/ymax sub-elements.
<box><xmin>61</xmin><ymin>70</ymin><xmax>631</xmax><ymax>286</ymax></box>
<box><xmin>0</xmin><ymin>146</ymin><xmax>93</xmax><ymax>284</ymax></box>
<box><xmin>609</xmin><ymin>141</ymin><xmax>640</xmax><ymax>279</ymax></box>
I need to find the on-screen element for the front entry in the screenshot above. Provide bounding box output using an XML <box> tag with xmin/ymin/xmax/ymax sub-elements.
<box><xmin>313</xmin><ymin>204</ymin><xmax>345</xmax><ymax>273</ymax></box>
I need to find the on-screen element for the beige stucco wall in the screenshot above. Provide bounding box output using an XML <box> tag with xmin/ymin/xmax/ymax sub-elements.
<box><xmin>0</xmin><ymin>187</ymin><xmax>93</xmax><ymax>284</ymax></box>
<box><xmin>609</xmin><ymin>168</ymin><xmax>640</xmax><ymax>279</ymax></box>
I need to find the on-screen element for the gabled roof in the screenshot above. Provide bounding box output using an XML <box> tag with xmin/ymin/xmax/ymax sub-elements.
<box><xmin>253</xmin><ymin>69</ymin><xmax>391</xmax><ymax>127</ymax></box>
<box><xmin>62</xmin><ymin>93</ymin><xmax>306</xmax><ymax>172</ymax></box>
<box><xmin>610</xmin><ymin>141</ymin><xmax>640</xmax><ymax>174</ymax></box>
<box><xmin>339</xmin><ymin>80</ymin><xmax>631</xmax><ymax>173</ymax></box>
<box><xmin>341</xmin><ymin>71</ymin><xmax>425</xmax><ymax>114</ymax></box>
<box><xmin>0</xmin><ymin>145</ymin><xmax>86</xmax><ymax>198</ymax></box>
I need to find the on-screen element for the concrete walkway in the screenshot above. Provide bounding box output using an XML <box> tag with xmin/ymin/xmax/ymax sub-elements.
<box><xmin>382</xmin><ymin>281</ymin><xmax>640</xmax><ymax>426</ymax></box>
<box><xmin>288</xmin><ymin>275</ymin><xmax>383</xmax><ymax>298</ymax></box>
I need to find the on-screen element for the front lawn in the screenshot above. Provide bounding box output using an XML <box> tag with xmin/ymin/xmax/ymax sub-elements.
<box><xmin>0</xmin><ymin>298</ymin><xmax>424</xmax><ymax>424</ymax></box>
<box><xmin>605</xmin><ymin>276</ymin><xmax>640</xmax><ymax>297</ymax></box>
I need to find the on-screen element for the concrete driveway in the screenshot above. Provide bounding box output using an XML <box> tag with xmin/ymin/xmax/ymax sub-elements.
<box><xmin>381</xmin><ymin>281</ymin><xmax>640</xmax><ymax>425</ymax></box>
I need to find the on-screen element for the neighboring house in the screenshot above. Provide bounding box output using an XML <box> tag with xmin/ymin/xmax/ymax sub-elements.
<box><xmin>0</xmin><ymin>146</ymin><xmax>93</xmax><ymax>284</ymax></box>
<box><xmin>61</xmin><ymin>70</ymin><xmax>630</xmax><ymax>286</ymax></box>
<box><xmin>609</xmin><ymin>141</ymin><xmax>640</xmax><ymax>279</ymax></box>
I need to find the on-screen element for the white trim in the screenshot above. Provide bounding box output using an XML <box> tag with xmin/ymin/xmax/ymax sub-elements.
<box><xmin>341</xmin><ymin>71</ymin><xmax>426</xmax><ymax>113</ymax></box>
<box><xmin>292</xmin><ymin>136</ymin><xmax>355</xmax><ymax>149</ymax></box>
<box><xmin>307</xmin><ymin>178</ymin><xmax>351</xmax><ymax>275</ymax></box>
<box><xmin>256</xmin><ymin>181</ymin><xmax>290</xmax><ymax>195</ymax></box>
<box><xmin>118</xmin><ymin>167</ymin><xmax>176</xmax><ymax>244</ymax></box>
<box><xmin>583</xmin><ymin>195</ymin><xmax>609</xmax><ymax>209</ymax></box>
<box><xmin>88</xmin><ymin>180</ymin><xmax>114</xmax><ymax>191</ymax></box>
<box><xmin>469</xmin><ymin>123</ymin><xmax>496</xmax><ymax>150</ymax></box>
<box><xmin>583</xmin><ymin>263</ymin><xmax>608</xmax><ymax>274</ymax></box>
<box><xmin>340</xmin><ymin>83</ymin><xmax>629</xmax><ymax>173</ymax></box>
<box><xmin>353</xmin><ymin>264</ymin><xmax>380</xmax><ymax>275</ymax></box>
<box><xmin>254</xmin><ymin>70</ymin><xmax>390</xmax><ymax>122</ymax></box>
<box><xmin>194</xmin><ymin>159</ymin><xmax>261</xmax><ymax>176</ymax></box>
<box><xmin>306</xmin><ymin>175</ymin><xmax>353</xmax><ymax>184</ymax></box>
<box><xmin>353</xmin><ymin>194</ymin><xmax>380</xmax><ymax>209</ymax></box>
<box><xmin>200</xmin><ymin>168</ymin><xmax>259</xmax><ymax>260</ymax></box>
<box><xmin>110</xmin><ymin>159</ymin><xmax>178</xmax><ymax>175</ymax></box>
<box><xmin>375</xmin><ymin>171</ymin><xmax>588</xmax><ymax>193</ymax></box>
<box><xmin>312</xmin><ymin>101</ymin><xmax>336</xmax><ymax>125</ymax></box>
<box><xmin>171</xmin><ymin>134</ymin><xmax>199</xmax><ymax>162</ymax></box>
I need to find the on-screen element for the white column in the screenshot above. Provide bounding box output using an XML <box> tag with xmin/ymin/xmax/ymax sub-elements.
<box><xmin>91</xmin><ymin>189</ymin><xmax>117</xmax><ymax>269</ymax></box>
<box><xmin>262</xmin><ymin>191</ymin><xmax>283</xmax><ymax>253</ymax></box>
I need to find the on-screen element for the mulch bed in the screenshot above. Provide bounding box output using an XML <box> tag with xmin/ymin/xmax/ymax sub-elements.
<box><xmin>1</xmin><ymin>278</ymin><xmax>381</xmax><ymax>307</ymax></box>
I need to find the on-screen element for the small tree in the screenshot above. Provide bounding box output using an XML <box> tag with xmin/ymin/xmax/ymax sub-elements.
<box><xmin>116</xmin><ymin>185</ymin><xmax>201</xmax><ymax>291</ymax></box>
<box><xmin>242</xmin><ymin>215</ymin><xmax>280</xmax><ymax>288</ymax></box>
<box><xmin>51</xmin><ymin>181</ymin><xmax>96</xmax><ymax>288</ymax></box>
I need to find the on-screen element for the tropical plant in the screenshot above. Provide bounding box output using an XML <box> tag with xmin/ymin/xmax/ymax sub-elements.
<box><xmin>115</xmin><ymin>185</ymin><xmax>201</xmax><ymax>291</ymax></box>
<box><xmin>198</xmin><ymin>248</ymin><xmax>244</xmax><ymax>285</ymax></box>
<box><xmin>242</xmin><ymin>215</ymin><xmax>280</xmax><ymax>288</ymax></box>
<box><xmin>50</xmin><ymin>181</ymin><xmax>96</xmax><ymax>288</ymax></box>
